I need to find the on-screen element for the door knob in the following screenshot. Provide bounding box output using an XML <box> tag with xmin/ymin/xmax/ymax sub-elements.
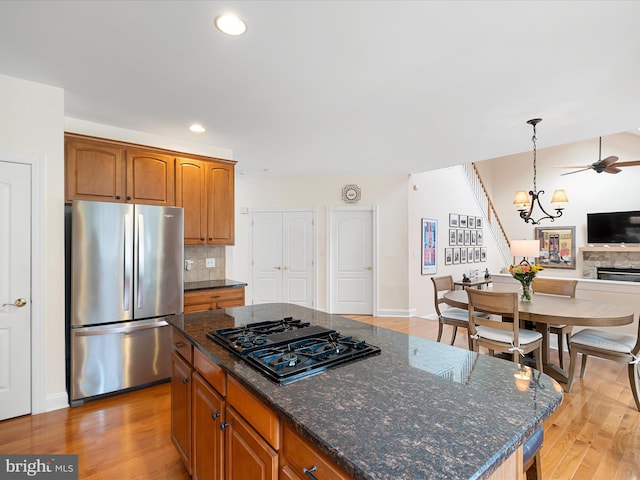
<box><xmin>3</xmin><ymin>298</ymin><xmax>27</xmax><ymax>307</ymax></box>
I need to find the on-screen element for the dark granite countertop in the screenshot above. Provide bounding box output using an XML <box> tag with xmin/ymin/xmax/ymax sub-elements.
<box><xmin>168</xmin><ymin>303</ymin><xmax>562</xmax><ymax>480</ymax></box>
<box><xmin>184</xmin><ymin>279</ymin><xmax>247</xmax><ymax>292</ymax></box>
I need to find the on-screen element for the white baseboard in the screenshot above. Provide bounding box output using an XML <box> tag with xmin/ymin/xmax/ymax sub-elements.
<box><xmin>375</xmin><ymin>308</ymin><xmax>412</xmax><ymax>317</ymax></box>
<box><xmin>40</xmin><ymin>391</ymin><xmax>69</xmax><ymax>413</ymax></box>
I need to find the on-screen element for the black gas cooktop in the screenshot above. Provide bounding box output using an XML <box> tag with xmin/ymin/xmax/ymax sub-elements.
<box><xmin>206</xmin><ymin>317</ymin><xmax>381</xmax><ymax>385</ymax></box>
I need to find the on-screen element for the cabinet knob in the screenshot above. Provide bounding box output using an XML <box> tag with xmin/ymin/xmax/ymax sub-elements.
<box><xmin>208</xmin><ymin>237</ymin><xmax>213</xmax><ymax>241</ymax></box>
<box><xmin>115</xmin><ymin>195</ymin><xmax>121</xmax><ymax>200</ymax></box>
<box><xmin>182</xmin><ymin>377</ymin><xmax>190</xmax><ymax>384</ymax></box>
<box><xmin>220</xmin><ymin>422</ymin><xmax>229</xmax><ymax>431</ymax></box>
<box><xmin>173</xmin><ymin>341</ymin><xmax>184</xmax><ymax>348</ymax></box>
<box><xmin>303</xmin><ymin>466</ymin><xmax>318</xmax><ymax>480</ymax></box>
<box><xmin>200</xmin><ymin>237</ymin><xmax>205</xmax><ymax>241</ymax></box>
<box><xmin>127</xmin><ymin>196</ymin><xmax>132</xmax><ymax>200</ymax></box>
<box><xmin>211</xmin><ymin>412</ymin><xmax>220</xmax><ymax>420</ymax></box>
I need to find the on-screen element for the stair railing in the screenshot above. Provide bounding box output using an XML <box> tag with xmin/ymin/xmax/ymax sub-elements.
<box><xmin>461</xmin><ymin>163</ymin><xmax>511</xmax><ymax>265</ymax></box>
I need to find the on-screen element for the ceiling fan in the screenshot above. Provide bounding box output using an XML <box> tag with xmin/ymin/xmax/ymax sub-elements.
<box><xmin>556</xmin><ymin>137</ymin><xmax>640</xmax><ymax>176</ymax></box>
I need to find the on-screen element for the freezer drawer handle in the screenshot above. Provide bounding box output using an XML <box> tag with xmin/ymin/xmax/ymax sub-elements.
<box><xmin>74</xmin><ymin>320</ymin><xmax>169</xmax><ymax>336</ymax></box>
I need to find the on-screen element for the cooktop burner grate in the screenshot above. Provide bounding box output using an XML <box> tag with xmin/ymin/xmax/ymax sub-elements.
<box><xmin>206</xmin><ymin>317</ymin><xmax>381</xmax><ymax>384</ymax></box>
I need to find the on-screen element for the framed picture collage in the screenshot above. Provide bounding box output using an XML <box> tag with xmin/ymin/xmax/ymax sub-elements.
<box><xmin>445</xmin><ymin>213</ymin><xmax>487</xmax><ymax>265</ymax></box>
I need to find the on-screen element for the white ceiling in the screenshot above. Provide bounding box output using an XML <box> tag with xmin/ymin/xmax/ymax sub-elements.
<box><xmin>1</xmin><ymin>1</ymin><xmax>640</xmax><ymax>176</ymax></box>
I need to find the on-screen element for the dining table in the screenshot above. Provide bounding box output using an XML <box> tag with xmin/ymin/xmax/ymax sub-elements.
<box><xmin>443</xmin><ymin>284</ymin><xmax>635</xmax><ymax>386</ymax></box>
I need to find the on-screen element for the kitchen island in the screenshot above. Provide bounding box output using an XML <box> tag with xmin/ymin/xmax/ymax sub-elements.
<box><xmin>169</xmin><ymin>303</ymin><xmax>562</xmax><ymax>479</ymax></box>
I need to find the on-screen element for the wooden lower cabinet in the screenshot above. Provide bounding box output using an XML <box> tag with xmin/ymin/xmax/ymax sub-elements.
<box><xmin>172</xmin><ymin>333</ymin><xmax>352</xmax><ymax>480</ymax></box>
<box><xmin>225</xmin><ymin>406</ymin><xmax>278</xmax><ymax>480</ymax></box>
<box><xmin>192</xmin><ymin>373</ymin><xmax>225</xmax><ymax>480</ymax></box>
<box><xmin>184</xmin><ymin>287</ymin><xmax>245</xmax><ymax>313</ymax></box>
<box><xmin>171</xmin><ymin>352</ymin><xmax>192</xmax><ymax>474</ymax></box>
<box><xmin>281</xmin><ymin>422</ymin><xmax>350</xmax><ymax>480</ymax></box>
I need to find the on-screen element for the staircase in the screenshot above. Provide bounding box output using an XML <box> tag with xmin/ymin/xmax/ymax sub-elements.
<box><xmin>461</xmin><ymin>163</ymin><xmax>511</xmax><ymax>265</ymax></box>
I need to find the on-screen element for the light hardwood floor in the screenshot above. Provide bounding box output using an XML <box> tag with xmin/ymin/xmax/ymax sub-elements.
<box><xmin>1</xmin><ymin>316</ymin><xmax>638</xmax><ymax>479</ymax></box>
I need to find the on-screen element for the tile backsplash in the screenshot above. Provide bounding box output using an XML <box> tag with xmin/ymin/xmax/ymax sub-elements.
<box><xmin>184</xmin><ymin>246</ymin><xmax>225</xmax><ymax>282</ymax></box>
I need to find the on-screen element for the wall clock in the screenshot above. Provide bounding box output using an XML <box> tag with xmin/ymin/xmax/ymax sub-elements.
<box><xmin>342</xmin><ymin>184</ymin><xmax>361</xmax><ymax>204</ymax></box>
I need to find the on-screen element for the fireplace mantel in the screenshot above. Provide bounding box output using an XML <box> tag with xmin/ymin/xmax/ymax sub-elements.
<box><xmin>580</xmin><ymin>247</ymin><xmax>640</xmax><ymax>278</ymax></box>
<box><xmin>580</xmin><ymin>246</ymin><xmax>640</xmax><ymax>253</ymax></box>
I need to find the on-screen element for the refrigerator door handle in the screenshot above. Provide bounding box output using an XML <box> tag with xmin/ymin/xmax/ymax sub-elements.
<box><xmin>74</xmin><ymin>320</ymin><xmax>169</xmax><ymax>337</ymax></box>
<box><xmin>123</xmin><ymin>213</ymin><xmax>133</xmax><ymax>311</ymax></box>
<box><xmin>137</xmin><ymin>213</ymin><xmax>144</xmax><ymax>309</ymax></box>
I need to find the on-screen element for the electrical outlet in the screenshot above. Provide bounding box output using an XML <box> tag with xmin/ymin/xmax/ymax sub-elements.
<box><xmin>205</xmin><ymin>258</ymin><xmax>216</xmax><ymax>268</ymax></box>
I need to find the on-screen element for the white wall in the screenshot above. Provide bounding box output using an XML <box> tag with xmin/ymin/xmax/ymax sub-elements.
<box><xmin>408</xmin><ymin>166</ymin><xmax>506</xmax><ymax>318</ymax></box>
<box><xmin>233</xmin><ymin>174</ymin><xmax>409</xmax><ymax>313</ymax></box>
<box><xmin>0</xmin><ymin>74</ymin><xmax>65</xmax><ymax>412</ymax></box>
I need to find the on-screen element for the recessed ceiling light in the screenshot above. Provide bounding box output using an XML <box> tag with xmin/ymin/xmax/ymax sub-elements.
<box><xmin>214</xmin><ymin>13</ymin><xmax>246</xmax><ymax>36</ymax></box>
<box><xmin>189</xmin><ymin>124</ymin><xmax>206</xmax><ymax>133</ymax></box>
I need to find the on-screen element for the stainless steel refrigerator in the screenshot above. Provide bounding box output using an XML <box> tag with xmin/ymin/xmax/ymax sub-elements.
<box><xmin>68</xmin><ymin>200</ymin><xmax>183</xmax><ymax>405</ymax></box>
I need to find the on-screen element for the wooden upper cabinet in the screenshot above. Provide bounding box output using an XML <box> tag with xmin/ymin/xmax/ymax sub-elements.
<box><xmin>65</xmin><ymin>138</ymin><xmax>125</xmax><ymax>202</ymax></box>
<box><xmin>176</xmin><ymin>158</ymin><xmax>207</xmax><ymax>244</ymax></box>
<box><xmin>125</xmin><ymin>149</ymin><xmax>175</xmax><ymax>206</ymax></box>
<box><xmin>176</xmin><ymin>157</ymin><xmax>235</xmax><ymax>246</ymax></box>
<box><xmin>206</xmin><ymin>162</ymin><xmax>235</xmax><ymax>245</ymax></box>
<box><xmin>65</xmin><ymin>135</ymin><xmax>175</xmax><ymax>205</ymax></box>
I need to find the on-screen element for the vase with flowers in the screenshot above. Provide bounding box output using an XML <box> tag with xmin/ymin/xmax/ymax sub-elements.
<box><xmin>509</xmin><ymin>262</ymin><xmax>543</xmax><ymax>302</ymax></box>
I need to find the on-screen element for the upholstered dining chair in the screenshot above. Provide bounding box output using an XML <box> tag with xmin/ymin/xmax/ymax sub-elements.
<box><xmin>566</xmin><ymin>318</ymin><xmax>640</xmax><ymax>411</ymax></box>
<box><xmin>431</xmin><ymin>276</ymin><xmax>489</xmax><ymax>348</ymax></box>
<box><xmin>531</xmin><ymin>277</ymin><xmax>578</xmax><ymax>369</ymax></box>
<box><xmin>465</xmin><ymin>288</ymin><xmax>543</xmax><ymax>371</ymax></box>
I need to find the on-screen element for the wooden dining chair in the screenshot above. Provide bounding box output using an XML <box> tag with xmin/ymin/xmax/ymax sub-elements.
<box><xmin>431</xmin><ymin>276</ymin><xmax>489</xmax><ymax>348</ymax></box>
<box><xmin>531</xmin><ymin>277</ymin><xmax>578</xmax><ymax>369</ymax></box>
<box><xmin>465</xmin><ymin>288</ymin><xmax>543</xmax><ymax>371</ymax></box>
<box><xmin>566</xmin><ymin>318</ymin><xmax>640</xmax><ymax>411</ymax></box>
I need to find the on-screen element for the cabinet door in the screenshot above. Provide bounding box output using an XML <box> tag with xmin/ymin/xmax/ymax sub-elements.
<box><xmin>176</xmin><ymin>158</ymin><xmax>207</xmax><ymax>245</ymax></box>
<box><xmin>225</xmin><ymin>406</ymin><xmax>278</xmax><ymax>480</ymax></box>
<box><xmin>171</xmin><ymin>352</ymin><xmax>192</xmax><ymax>474</ymax></box>
<box><xmin>65</xmin><ymin>138</ymin><xmax>125</xmax><ymax>202</ymax></box>
<box><xmin>125</xmin><ymin>149</ymin><xmax>175</xmax><ymax>205</ymax></box>
<box><xmin>192</xmin><ymin>374</ymin><xmax>225</xmax><ymax>480</ymax></box>
<box><xmin>206</xmin><ymin>162</ymin><xmax>235</xmax><ymax>245</ymax></box>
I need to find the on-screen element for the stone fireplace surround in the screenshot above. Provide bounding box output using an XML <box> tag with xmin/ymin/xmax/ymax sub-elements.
<box><xmin>581</xmin><ymin>246</ymin><xmax>640</xmax><ymax>279</ymax></box>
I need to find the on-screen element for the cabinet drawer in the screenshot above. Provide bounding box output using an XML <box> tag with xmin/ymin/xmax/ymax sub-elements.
<box><xmin>282</xmin><ymin>423</ymin><xmax>350</xmax><ymax>480</ymax></box>
<box><xmin>184</xmin><ymin>287</ymin><xmax>245</xmax><ymax>312</ymax></box>
<box><xmin>227</xmin><ymin>376</ymin><xmax>280</xmax><ymax>450</ymax></box>
<box><xmin>193</xmin><ymin>348</ymin><xmax>226</xmax><ymax>396</ymax></box>
<box><xmin>172</xmin><ymin>329</ymin><xmax>192</xmax><ymax>364</ymax></box>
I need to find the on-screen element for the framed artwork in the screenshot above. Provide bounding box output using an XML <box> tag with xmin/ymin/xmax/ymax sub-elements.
<box><xmin>480</xmin><ymin>247</ymin><xmax>487</xmax><ymax>262</ymax></box>
<box><xmin>474</xmin><ymin>247</ymin><xmax>481</xmax><ymax>262</ymax></box>
<box><xmin>475</xmin><ymin>217</ymin><xmax>483</xmax><ymax>229</ymax></box>
<box><xmin>457</xmin><ymin>229</ymin><xmax>464</xmax><ymax>245</ymax></box>
<box><xmin>445</xmin><ymin>248</ymin><xmax>453</xmax><ymax>265</ymax></box>
<box><xmin>464</xmin><ymin>230</ymin><xmax>470</xmax><ymax>246</ymax></box>
<box><xmin>470</xmin><ymin>230</ymin><xmax>477</xmax><ymax>246</ymax></box>
<box><xmin>460</xmin><ymin>247</ymin><xmax>467</xmax><ymax>263</ymax></box>
<box><xmin>449</xmin><ymin>214</ymin><xmax>459</xmax><ymax>228</ymax></box>
<box><xmin>422</xmin><ymin>218</ymin><xmax>438</xmax><ymax>275</ymax></box>
<box><xmin>477</xmin><ymin>231</ymin><xmax>483</xmax><ymax>245</ymax></box>
<box><xmin>468</xmin><ymin>216</ymin><xmax>475</xmax><ymax>228</ymax></box>
<box><xmin>534</xmin><ymin>226</ymin><xmax>576</xmax><ymax>269</ymax></box>
<box><xmin>459</xmin><ymin>215</ymin><xmax>468</xmax><ymax>228</ymax></box>
<box><xmin>449</xmin><ymin>229</ymin><xmax>457</xmax><ymax>245</ymax></box>
<box><xmin>453</xmin><ymin>247</ymin><xmax>460</xmax><ymax>264</ymax></box>
<box><xmin>421</xmin><ymin>218</ymin><xmax>437</xmax><ymax>274</ymax></box>
<box><xmin>467</xmin><ymin>247</ymin><xmax>474</xmax><ymax>262</ymax></box>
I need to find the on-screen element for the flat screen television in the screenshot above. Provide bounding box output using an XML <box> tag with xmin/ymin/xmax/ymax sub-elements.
<box><xmin>587</xmin><ymin>210</ymin><xmax>640</xmax><ymax>244</ymax></box>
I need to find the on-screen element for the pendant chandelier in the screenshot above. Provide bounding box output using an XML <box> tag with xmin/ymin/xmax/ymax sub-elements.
<box><xmin>513</xmin><ymin>118</ymin><xmax>568</xmax><ymax>225</ymax></box>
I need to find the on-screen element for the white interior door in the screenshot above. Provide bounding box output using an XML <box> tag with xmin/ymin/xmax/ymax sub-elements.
<box><xmin>251</xmin><ymin>210</ymin><xmax>315</xmax><ymax>307</ymax></box>
<box><xmin>329</xmin><ymin>208</ymin><xmax>374</xmax><ymax>314</ymax></box>
<box><xmin>0</xmin><ymin>161</ymin><xmax>32</xmax><ymax>420</ymax></box>
<box><xmin>252</xmin><ymin>212</ymin><xmax>283</xmax><ymax>304</ymax></box>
